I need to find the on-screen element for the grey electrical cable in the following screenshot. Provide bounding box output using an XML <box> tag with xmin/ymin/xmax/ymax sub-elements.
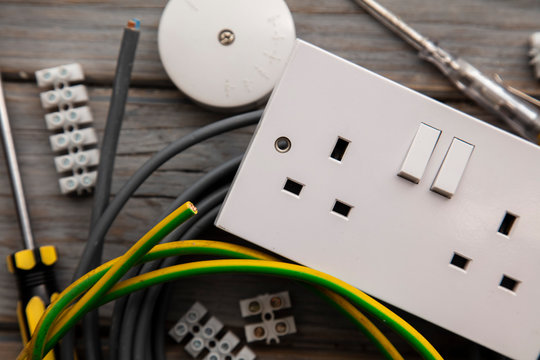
<box><xmin>158</xmin><ymin>156</ymin><xmax>242</xmax><ymax>222</ymax></box>
<box><xmin>149</xmin><ymin>205</ymin><xmax>222</xmax><ymax>360</ymax></box>
<box><xmin>81</xmin><ymin>19</ymin><xmax>140</xmax><ymax>360</ymax></box>
<box><xmin>122</xmin><ymin>196</ymin><xmax>227</xmax><ymax>360</ymax></box>
<box><xmin>68</xmin><ymin>110</ymin><xmax>258</xmax><ymax>359</ymax></box>
<box><xmin>89</xmin><ymin>19</ymin><xmax>140</xmax><ymax>268</ymax></box>
<box><xmin>117</xmin><ymin>187</ymin><xmax>229</xmax><ymax>360</ymax></box>
<box><xmin>152</xmin><ymin>284</ymin><xmax>172</xmax><ymax>360</ymax></box>
<box><xmin>108</xmin><ymin>266</ymin><xmax>139</xmax><ymax>360</ymax></box>
<box><xmin>108</xmin><ymin>156</ymin><xmax>241</xmax><ymax>360</ymax></box>
<box><xmin>72</xmin><ymin>109</ymin><xmax>261</xmax><ymax>283</ymax></box>
<box><xmin>112</xmin><ymin>185</ymin><xmax>232</xmax><ymax>360</ymax></box>
<box><xmin>148</xmin><ymin>208</ymin><xmax>221</xmax><ymax>360</ymax></box>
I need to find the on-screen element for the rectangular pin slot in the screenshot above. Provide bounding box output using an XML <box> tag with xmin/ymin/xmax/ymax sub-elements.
<box><xmin>499</xmin><ymin>275</ymin><xmax>520</xmax><ymax>293</ymax></box>
<box><xmin>498</xmin><ymin>212</ymin><xmax>518</xmax><ymax>236</ymax></box>
<box><xmin>283</xmin><ymin>178</ymin><xmax>304</xmax><ymax>197</ymax></box>
<box><xmin>332</xmin><ymin>200</ymin><xmax>352</xmax><ymax>218</ymax></box>
<box><xmin>449</xmin><ymin>252</ymin><xmax>471</xmax><ymax>271</ymax></box>
<box><xmin>330</xmin><ymin>137</ymin><xmax>350</xmax><ymax>162</ymax></box>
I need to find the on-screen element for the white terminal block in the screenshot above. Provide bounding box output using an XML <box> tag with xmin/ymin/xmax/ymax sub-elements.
<box><xmin>229</xmin><ymin>346</ymin><xmax>256</xmax><ymax>360</ymax></box>
<box><xmin>49</xmin><ymin>128</ymin><xmax>98</xmax><ymax>152</ymax></box>
<box><xmin>45</xmin><ymin>106</ymin><xmax>94</xmax><ymax>131</ymax></box>
<box><xmin>36</xmin><ymin>63</ymin><xmax>98</xmax><ymax>195</ymax></box>
<box><xmin>35</xmin><ymin>63</ymin><xmax>85</xmax><ymax>88</ymax></box>
<box><xmin>203</xmin><ymin>332</ymin><xmax>240</xmax><ymax>360</ymax></box>
<box><xmin>169</xmin><ymin>302</ymin><xmax>208</xmax><ymax>343</ymax></box>
<box><xmin>244</xmin><ymin>316</ymin><xmax>296</xmax><ymax>344</ymax></box>
<box><xmin>59</xmin><ymin>171</ymin><xmax>97</xmax><ymax>195</ymax></box>
<box><xmin>239</xmin><ymin>291</ymin><xmax>292</xmax><ymax>317</ymax></box>
<box><xmin>217</xmin><ymin>40</ymin><xmax>540</xmax><ymax>360</ymax></box>
<box><xmin>185</xmin><ymin>317</ymin><xmax>224</xmax><ymax>358</ymax></box>
<box><xmin>39</xmin><ymin>85</ymin><xmax>89</xmax><ymax>110</ymax></box>
<box><xmin>54</xmin><ymin>149</ymin><xmax>99</xmax><ymax>173</ymax></box>
<box><xmin>169</xmin><ymin>302</ymin><xmax>255</xmax><ymax>360</ymax></box>
<box><xmin>239</xmin><ymin>291</ymin><xmax>295</xmax><ymax>344</ymax></box>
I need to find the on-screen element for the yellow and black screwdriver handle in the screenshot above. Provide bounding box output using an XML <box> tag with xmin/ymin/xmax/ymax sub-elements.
<box><xmin>6</xmin><ymin>245</ymin><xmax>58</xmax><ymax>359</ymax></box>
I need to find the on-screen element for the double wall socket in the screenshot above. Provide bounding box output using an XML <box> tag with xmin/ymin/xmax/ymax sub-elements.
<box><xmin>216</xmin><ymin>40</ymin><xmax>540</xmax><ymax>359</ymax></box>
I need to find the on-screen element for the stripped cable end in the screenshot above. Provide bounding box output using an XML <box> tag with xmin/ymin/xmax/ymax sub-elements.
<box><xmin>127</xmin><ymin>18</ymin><xmax>141</xmax><ymax>30</ymax></box>
<box><xmin>186</xmin><ymin>201</ymin><xmax>198</xmax><ymax>215</ymax></box>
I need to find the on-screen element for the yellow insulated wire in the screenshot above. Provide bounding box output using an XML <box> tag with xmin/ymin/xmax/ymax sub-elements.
<box><xmin>104</xmin><ymin>259</ymin><xmax>440</xmax><ymax>359</ymax></box>
<box><xmin>26</xmin><ymin>241</ymin><xmax>405</xmax><ymax>360</ymax></box>
<box><xmin>20</xmin><ymin>203</ymin><xmax>197</xmax><ymax>360</ymax></box>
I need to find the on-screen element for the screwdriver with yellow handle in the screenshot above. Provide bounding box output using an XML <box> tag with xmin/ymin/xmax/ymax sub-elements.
<box><xmin>0</xmin><ymin>74</ymin><xmax>59</xmax><ymax>360</ymax></box>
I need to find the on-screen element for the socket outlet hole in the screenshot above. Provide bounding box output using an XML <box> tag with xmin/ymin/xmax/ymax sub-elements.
<box><xmin>498</xmin><ymin>212</ymin><xmax>518</xmax><ymax>236</ymax></box>
<box><xmin>283</xmin><ymin>178</ymin><xmax>303</xmax><ymax>197</ymax></box>
<box><xmin>330</xmin><ymin>137</ymin><xmax>350</xmax><ymax>162</ymax></box>
<box><xmin>499</xmin><ymin>275</ymin><xmax>520</xmax><ymax>293</ymax></box>
<box><xmin>449</xmin><ymin>252</ymin><xmax>471</xmax><ymax>271</ymax></box>
<box><xmin>332</xmin><ymin>200</ymin><xmax>352</xmax><ymax>218</ymax></box>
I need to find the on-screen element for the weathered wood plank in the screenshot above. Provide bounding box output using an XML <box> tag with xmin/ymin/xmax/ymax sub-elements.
<box><xmin>0</xmin><ymin>0</ymin><xmax>538</xmax><ymax>97</ymax></box>
<box><xmin>0</xmin><ymin>1</ymin><xmax>535</xmax><ymax>359</ymax></box>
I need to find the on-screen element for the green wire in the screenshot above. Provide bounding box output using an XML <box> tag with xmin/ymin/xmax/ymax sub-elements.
<box><xmin>30</xmin><ymin>204</ymin><xmax>197</xmax><ymax>360</ymax></box>
<box><xmin>30</xmin><ymin>247</ymin><xmax>262</xmax><ymax>360</ymax></box>
<box><xmin>39</xmin><ymin>259</ymin><xmax>441</xmax><ymax>360</ymax></box>
<box><xmin>32</xmin><ymin>245</ymin><xmax>402</xmax><ymax>360</ymax></box>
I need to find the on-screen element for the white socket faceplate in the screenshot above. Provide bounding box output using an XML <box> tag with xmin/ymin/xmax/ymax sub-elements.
<box><xmin>217</xmin><ymin>40</ymin><xmax>540</xmax><ymax>360</ymax></box>
<box><xmin>158</xmin><ymin>0</ymin><xmax>296</xmax><ymax>110</ymax></box>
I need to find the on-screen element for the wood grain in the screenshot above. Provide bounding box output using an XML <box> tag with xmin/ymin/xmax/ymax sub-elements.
<box><xmin>0</xmin><ymin>0</ymin><xmax>538</xmax><ymax>97</ymax></box>
<box><xmin>0</xmin><ymin>0</ymin><xmax>537</xmax><ymax>358</ymax></box>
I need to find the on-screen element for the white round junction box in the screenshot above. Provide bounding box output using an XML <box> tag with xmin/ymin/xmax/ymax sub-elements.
<box><xmin>158</xmin><ymin>0</ymin><xmax>296</xmax><ymax>111</ymax></box>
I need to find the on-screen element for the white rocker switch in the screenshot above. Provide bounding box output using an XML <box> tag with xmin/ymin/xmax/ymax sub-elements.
<box><xmin>431</xmin><ymin>138</ymin><xmax>474</xmax><ymax>198</ymax></box>
<box><xmin>398</xmin><ymin>123</ymin><xmax>441</xmax><ymax>183</ymax></box>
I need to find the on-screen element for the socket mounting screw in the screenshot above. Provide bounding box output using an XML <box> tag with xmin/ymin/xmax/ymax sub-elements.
<box><xmin>187</xmin><ymin>311</ymin><xmax>198</xmax><ymax>322</ymax></box>
<box><xmin>248</xmin><ymin>300</ymin><xmax>261</xmax><ymax>313</ymax></box>
<box><xmin>218</xmin><ymin>29</ymin><xmax>235</xmax><ymax>46</ymax></box>
<box><xmin>191</xmin><ymin>338</ymin><xmax>203</xmax><ymax>350</ymax></box>
<box><xmin>275</xmin><ymin>136</ymin><xmax>291</xmax><ymax>153</ymax></box>
<box><xmin>270</xmin><ymin>296</ymin><xmax>282</xmax><ymax>308</ymax></box>
<box><xmin>204</xmin><ymin>327</ymin><xmax>214</xmax><ymax>336</ymax></box>
<box><xmin>253</xmin><ymin>326</ymin><xmax>265</xmax><ymax>338</ymax></box>
<box><xmin>275</xmin><ymin>321</ymin><xmax>287</xmax><ymax>334</ymax></box>
<box><xmin>175</xmin><ymin>323</ymin><xmax>187</xmax><ymax>336</ymax></box>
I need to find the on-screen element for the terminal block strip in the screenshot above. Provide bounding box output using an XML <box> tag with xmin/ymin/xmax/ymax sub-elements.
<box><xmin>239</xmin><ymin>291</ymin><xmax>296</xmax><ymax>344</ymax></box>
<box><xmin>35</xmin><ymin>63</ymin><xmax>99</xmax><ymax>195</ymax></box>
<box><xmin>169</xmin><ymin>302</ymin><xmax>255</xmax><ymax>360</ymax></box>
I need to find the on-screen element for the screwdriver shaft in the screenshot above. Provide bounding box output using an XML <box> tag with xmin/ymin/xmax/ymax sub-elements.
<box><xmin>354</xmin><ymin>0</ymin><xmax>429</xmax><ymax>51</ymax></box>
<box><xmin>0</xmin><ymin>74</ymin><xmax>36</xmax><ymax>250</ymax></box>
<box><xmin>353</xmin><ymin>0</ymin><xmax>540</xmax><ymax>141</ymax></box>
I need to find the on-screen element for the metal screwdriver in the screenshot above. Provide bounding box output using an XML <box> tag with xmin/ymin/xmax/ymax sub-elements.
<box><xmin>353</xmin><ymin>0</ymin><xmax>540</xmax><ymax>142</ymax></box>
<box><xmin>0</xmin><ymin>74</ymin><xmax>59</xmax><ymax>359</ymax></box>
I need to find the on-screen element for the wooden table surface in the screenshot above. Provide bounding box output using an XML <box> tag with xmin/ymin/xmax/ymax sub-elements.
<box><xmin>0</xmin><ymin>0</ymin><xmax>538</xmax><ymax>359</ymax></box>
